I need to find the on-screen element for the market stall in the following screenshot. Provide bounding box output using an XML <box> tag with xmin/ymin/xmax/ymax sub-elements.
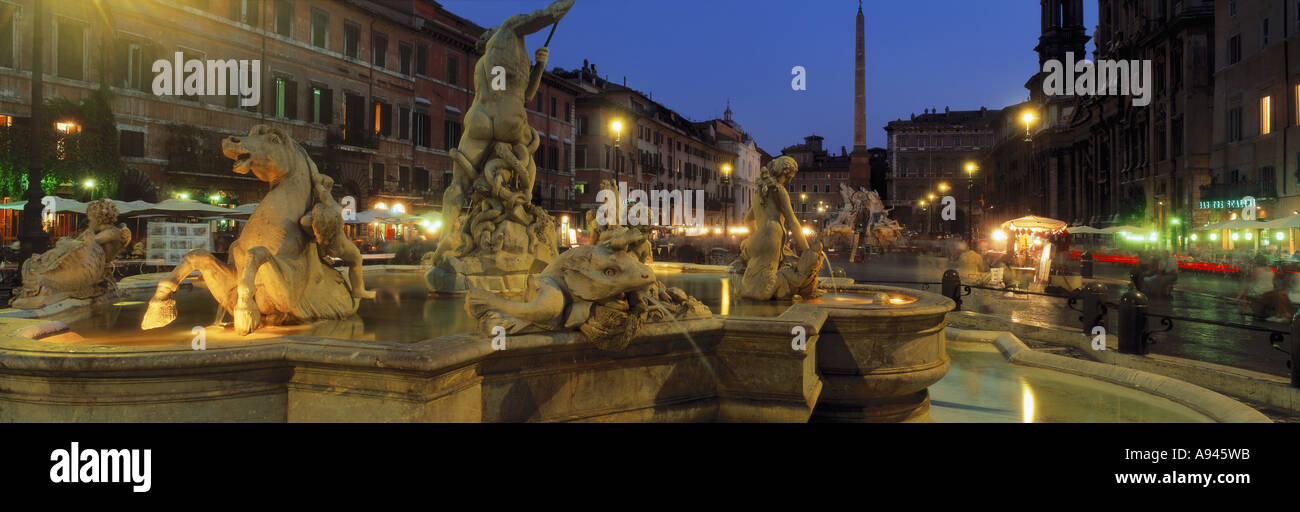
<box><xmin>996</xmin><ymin>216</ymin><xmax>1068</xmax><ymax>291</ymax></box>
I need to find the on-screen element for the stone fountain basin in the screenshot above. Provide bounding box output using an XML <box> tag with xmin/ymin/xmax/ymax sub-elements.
<box><xmin>0</xmin><ymin>275</ymin><xmax>954</xmax><ymax>422</ymax></box>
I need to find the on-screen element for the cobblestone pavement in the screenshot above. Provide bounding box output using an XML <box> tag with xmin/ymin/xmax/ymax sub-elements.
<box><xmin>833</xmin><ymin>253</ymin><xmax>1293</xmax><ymax>378</ymax></box>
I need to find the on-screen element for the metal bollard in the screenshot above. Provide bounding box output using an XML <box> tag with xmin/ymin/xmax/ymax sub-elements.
<box><xmin>1080</xmin><ymin>251</ymin><xmax>1094</xmax><ymax>278</ymax></box>
<box><xmin>1117</xmin><ymin>289</ymin><xmax>1149</xmax><ymax>355</ymax></box>
<box><xmin>1080</xmin><ymin>281</ymin><xmax>1108</xmax><ymax>334</ymax></box>
<box><xmin>942</xmin><ymin>269</ymin><xmax>962</xmax><ymax>311</ymax></box>
<box><xmin>1291</xmin><ymin>317</ymin><xmax>1300</xmax><ymax>389</ymax></box>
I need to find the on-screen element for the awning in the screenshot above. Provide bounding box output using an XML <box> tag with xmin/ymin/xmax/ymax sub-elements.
<box><xmin>1001</xmin><ymin>215</ymin><xmax>1067</xmax><ymax>231</ymax></box>
<box><xmin>1067</xmin><ymin>225</ymin><xmax>1104</xmax><ymax>234</ymax></box>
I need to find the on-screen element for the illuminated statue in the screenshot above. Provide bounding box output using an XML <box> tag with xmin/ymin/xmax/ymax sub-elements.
<box><xmin>731</xmin><ymin>156</ymin><xmax>824</xmax><ymax>300</ymax></box>
<box><xmin>142</xmin><ymin>125</ymin><xmax>371</xmax><ymax>335</ymax></box>
<box><xmin>427</xmin><ymin>0</ymin><xmax>575</xmax><ymax>295</ymax></box>
<box><xmin>10</xmin><ymin>199</ymin><xmax>132</xmax><ymax>309</ymax></box>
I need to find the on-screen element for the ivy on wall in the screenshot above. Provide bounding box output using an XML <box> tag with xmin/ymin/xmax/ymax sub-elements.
<box><xmin>0</xmin><ymin>86</ymin><xmax>123</xmax><ymax>200</ymax></box>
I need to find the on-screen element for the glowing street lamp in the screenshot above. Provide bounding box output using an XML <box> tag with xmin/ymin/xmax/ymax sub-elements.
<box><xmin>1022</xmin><ymin>110</ymin><xmax>1036</xmax><ymax>141</ymax></box>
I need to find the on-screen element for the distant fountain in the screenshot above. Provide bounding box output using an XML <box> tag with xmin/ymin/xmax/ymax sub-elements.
<box><xmin>9</xmin><ymin>199</ymin><xmax>132</xmax><ymax>310</ymax></box>
<box><xmin>426</xmin><ymin>0</ymin><xmax>575</xmax><ymax>296</ymax></box>
<box><xmin>730</xmin><ymin>156</ymin><xmax>823</xmax><ymax>300</ymax></box>
<box><xmin>824</xmin><ymin>184</ymin><xmax>903</xmax><ymax>256</ymax></box>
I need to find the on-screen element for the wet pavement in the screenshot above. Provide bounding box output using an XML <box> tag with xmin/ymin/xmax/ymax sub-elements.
<box><xmin>833</xmin><ymin>253</ymin><xmax>1293</xmax><ymax>378</ymax></box>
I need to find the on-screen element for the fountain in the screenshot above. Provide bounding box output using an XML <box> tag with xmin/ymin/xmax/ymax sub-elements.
<box><xmin>0</xmin><ymin>0</ymin><xmax>1257</xmax><ymax>424</ymax></box>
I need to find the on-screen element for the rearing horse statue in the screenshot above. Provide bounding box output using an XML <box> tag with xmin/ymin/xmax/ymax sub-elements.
<box><xmin>141</xmin><ymin>125</ymin><xmax>370</xmax><ymax>335</ymax></box>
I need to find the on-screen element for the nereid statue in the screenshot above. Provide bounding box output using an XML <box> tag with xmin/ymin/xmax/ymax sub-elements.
<box><xmin>10</xmin><ymin>199</ymin><xmax>132</xmax><ymax>309</ymax></box>
<box><xmin>731</xmin><ymin>156</ymin><xmax>824</xmax><ymax>300</ymax></box>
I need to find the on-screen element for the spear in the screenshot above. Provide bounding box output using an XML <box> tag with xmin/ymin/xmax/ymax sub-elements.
<box><xmin>543</xmin><ymin>20</ymin><xmax>559</xmax><ymax>48</ymax></box>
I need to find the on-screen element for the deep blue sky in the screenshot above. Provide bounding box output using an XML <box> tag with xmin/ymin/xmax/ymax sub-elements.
<box><xmin>442</xmin><ymin>0</ymin><xmax>1097</xmax><ymax>152</ymax></box>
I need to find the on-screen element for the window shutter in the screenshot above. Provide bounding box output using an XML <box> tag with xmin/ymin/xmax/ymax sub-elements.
<box><xmin>320</xmin><ymin>88</ymin><xmax>334</xmax><ymax>124</ymax></box>
<box><xmin>399</xmin><ymin>107</ymin><xmax>409</xmax><ymax>140</ymax></box>
<box><xmin>285</xmin><ymin>79</ymin><xmax>298</xmax><ymax>120</ymax></box>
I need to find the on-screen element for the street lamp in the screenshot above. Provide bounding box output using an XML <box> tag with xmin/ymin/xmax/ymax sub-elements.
<box><xmin>965</xmin><ymin>162</ymin><xmax>978</xmax><ymax>242</ymax></box>
<box><xmin>1021</xmin><ymin>110</ymin><xmax>1036</xmax><ymax>141</ymax></box>
<box><xmin>611</xmin><ymin>120</ymin><xmax>623</xmax><ymax>181</ymax></box>
<box><xmin>800</xmin><ymin>192</ymin><xmax>807</xmax><ymax>213</ymax></box>
<box><xmin>82</xmin><ymin>178</ymin><xmax>96</xmax><ymax>200</ymax></box>
<box><xmin>721</xmin><ymin>162</ymin><xmax>732</xmax><ymax>228</ymax></box>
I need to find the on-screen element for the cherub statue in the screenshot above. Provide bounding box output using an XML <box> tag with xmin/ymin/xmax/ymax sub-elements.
<box><xmin>299</xmin><ymin>172</ymin><xmax>375</xmax><ymax>299</ymax></box>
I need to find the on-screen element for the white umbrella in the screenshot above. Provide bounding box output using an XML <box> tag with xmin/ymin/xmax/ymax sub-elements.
<box><xmin>1067</xmin><ymin>225</ymin><xmax>1103</xmax><ymax>234</ymax></box>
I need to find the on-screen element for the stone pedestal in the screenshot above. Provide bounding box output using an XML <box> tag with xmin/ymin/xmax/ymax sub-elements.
<box><xmin>810</xmin><ymin>285</ymin><xmax>954</xmax><ymax>422</ymax></box>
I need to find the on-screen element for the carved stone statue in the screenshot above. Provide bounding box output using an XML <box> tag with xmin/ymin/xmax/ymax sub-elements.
<box><xmin>466</xmin><ymin>227</ymin><xmax>709</xmax><ymax>351</ymax></box>
<box><xmin>426</xmin><ymin>0</ymin><xmax>574</xmax><ymax>296</ymax></box>
<box><xmin>731</xmin><ymin>156</ymin><xmax>824</xmax><ymax>300</ymax></box>
<box><xmin>141</xmin><ymin>125</ymin><xmax>372</xmax><ymax>335</ymax></box>
<box><xmin>9</xmin><ymin>199</ymin><xmax>132</xmax><ymax>309</ymax></box>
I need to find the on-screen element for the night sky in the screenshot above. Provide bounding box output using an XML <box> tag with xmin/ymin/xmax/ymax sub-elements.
<box><xmin>442</xmin><ymin>0</ymin><xmax>1097</xmax><ymax>153</ymax></box>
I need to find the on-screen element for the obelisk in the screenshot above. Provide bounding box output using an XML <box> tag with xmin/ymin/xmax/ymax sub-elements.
<box><xmin>849</xmin><ymin>0</ymin><xmax>871</xmax><ymax>188</ymax></box>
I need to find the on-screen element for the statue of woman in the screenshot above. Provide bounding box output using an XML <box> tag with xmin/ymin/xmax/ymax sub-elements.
<box><xmin>733</xmin><ymin>156</ymin><xmax>823</xmax><ymax>300</ymax></box>
<box><xmin>10</xmin><ymin>199</ymin><xmax>132</xmax><ymax>309</ymax></box>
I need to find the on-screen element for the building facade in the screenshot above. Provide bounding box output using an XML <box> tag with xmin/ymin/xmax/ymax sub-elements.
<box><xmin>884</xmin><ymin>107</ymin><xmax>996</xmax><ymax>232</ymax></box>
<box><xmin>0</xmin><ymin>0</ymin><xmax>579</xmax><ymax>222</ymax></box>
<box><xmin>1209</xmin><ymin>0</ymin><xmax>1300</xmax><ymax>225</ymax></box>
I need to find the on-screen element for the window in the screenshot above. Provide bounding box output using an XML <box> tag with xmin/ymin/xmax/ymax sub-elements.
<box><xmin>229</xmin><ymin>0</ymin><xmax>259</xmax><ymax>26</ymax></box>
<box><xmin>564</xmin><ymin>102</ymin><xmax>571</xmax><ymax>122</ymax></box>
<box><xmin>1230</xmin><ymin>0</ymin><xmax>1237</xmax><ymax>17</ymax></box>
<box><xmin>1261</xmin><ymin>96</ymin><xmax>1272</xmax><ymax>135</ymax></box>
<box><xmin>575</xmin><ymin>145</ymin><xmax>585</xmax><ymax>168</ymax></box>
<box><xmin>310</xmin><ymin>86</ymin><xmax>331</xmax><ymax>124</ymax></box>
<box><xmin>119</xmin><ymin>130</ymin><xmax>145</xmax><ymax>157</ymax></box>
<box><xmin>398</xmin><ymin>166</ymin><xmax>410</xmax><ymax>191</ymax></box>
<box><xmin>371</xmin><ymin>163</ymin><xmax>385</xmax><ymax>191</ymax></box>
<box><xmin>415</xmin><ymin>45</ymin><xmax>427</xmax><ymax>75</ymax></box>
<box><xmin>372</xmin><ymin>32</ymin><xmax>387</xmax><ymax>68</ymax></box>
<box><xmin>0</xmin><ymin>3</ymin><xmax>16</xmax><ymax>69</ymax></box>
<box><xmin>399</xmin><ymin>43</ymin><xmax>411</xmax><ymax>75</ymax></box>
<box><xmin>447</xmin><ymin>54</ymin><xmax>459</xmax><ymax>85</ymax></box>
<box><xmin>373</xmin><ymin>100</ymin><xmax>391</xmax><ymax>136</ymax></box>
<box><xmin>1228</xmin><ymin>106</ymin><xmax>1243</xmax><ymax>142</ymax></box>
<box><xmin>577</xmin><ymin>116</ymin><xmax>588</xmax><ymax>135</ymax></box>
<box><xmin>343</xmin><ymin>21</ymin><xmax>360</xmax><ymax>59</ymax></box>
<box><xmin>398</xmin><ymin>107</ymin><xmax>409</xmax><ymax>140</ymax></box>
<box><xmin>310</xmin><ymin>8</ymin><xmax>328</xmax><ymax>49</ymax></box>
<box><xmin>56</xmin><ymin>18</ymin><xmax>85</xmax><ymax>81</ymax></box>
<box><xmin>273</xmin><ymin>77</ymin><xmax>297</xmax><ymax>119</ymax></box>
<box><xmin>414</xmin><ymin>167</ymin><xmax>429</xmax><ymax>191</ymax></box>
<box><xmin>442</xmin><ymin>119</ymin><xmax>461</xmax><ymax>149</ymax></box>
<box><xmin>1228</xmin><ymin>34</ymin><xmax>1241</xmax><ymax>65</ymax></box>
<box><xmin>274</xmin><ymin>0</ymin><xmax>292</xmax><ymax>38</ymax></box>
<box><xmin>113</xmin><ymin>38</ymin><xmax>146</xmax><ymax>91</ymax></box>
<box><xmin>344</xmin><ymin>92</ymin><xmax>365</xmax><ymax>139</ymax></box>
<box><xmin>413</xmin><ymin>112</ymin><xmax>431</xmax><ymax>147</ymax></box>
<box><xmin>550</xmin><ymin>96</ymin><xmax>557</xmax><ymax>117</ymax></box>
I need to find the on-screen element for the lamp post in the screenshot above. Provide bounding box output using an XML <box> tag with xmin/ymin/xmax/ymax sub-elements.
<box><xmin>927</xmin><ymin>192</ymin><xmax>936</xmax><ymax>236</ymax></box>
<box><xmin>965</xmin><ymin>162</ymin><xmax>978</xmax><ymax>243</ymax></box>
<box><xmin>721</xmin><ymin>162</ymin><xmax>732</xmax><ymax>230</ymax></box>
<box><xmin>919</xmin><ymin>200</ymin><xmax>929</xmax><ymax>235</ymax></box>
<box><xmin>19</xmin><ymin>0</ymin><xmax>47</xmax><ymax>258</ymax></box>
<box><xmin>1022</xmin><ymin>110</ymin><xmax>1036</xmax><ymax>142</ymax></box>
<box><xmin>610</xmin><ymin>120</ymin><xmax>623</xmax><ymax>183</ymax></box>
<box><xmin>800</xmin><ymin>193</ymin><xmax>807</xmax><ymax>215</ymax></box>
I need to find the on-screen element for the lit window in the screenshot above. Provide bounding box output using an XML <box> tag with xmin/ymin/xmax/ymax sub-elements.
<box><xmin>0</xmin><ymin>115</ymin><xmax>11</xmax><ymax>127</ymax></box>
<box><xmin>55</xmin><ymin>121</ymin><xmax>81</xmax><ymax>134</ymax></box>
<box><xmin>1262</xmin><ymin>96</ymin><xmax>1272</xmax><ymax>135</ymax></box>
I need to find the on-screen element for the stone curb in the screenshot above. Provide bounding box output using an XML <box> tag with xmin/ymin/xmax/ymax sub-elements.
<box><xmin>946</xmin><ymin>327</ymin><xmax>1272</xmax><ymax>423</ymax></box>
<box><xmin>948</xmin><ymin>310</ymin><xmax>1300</xmax><ymax>415</ymax></box>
